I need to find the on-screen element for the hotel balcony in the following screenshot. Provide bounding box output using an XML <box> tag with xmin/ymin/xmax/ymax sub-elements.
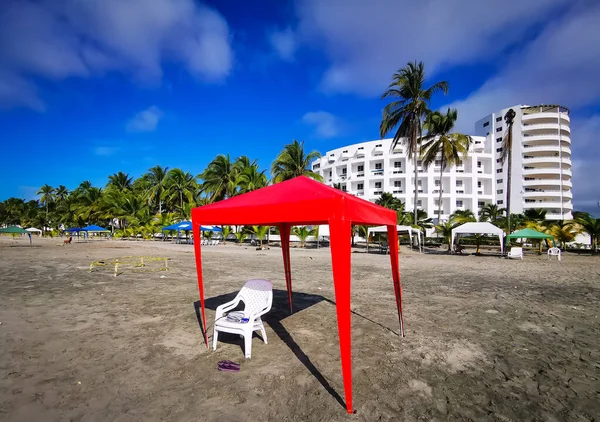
<box><xmin>391</xmin><ymin>145</ymin><xmax>403</xmax><ymax>155</ymax></box>
<box><xmin>371</xmin><ymin>170</ymin><xmax>385</xmax><ymax>178</ymax></box>
<box><xmin>356</xmin><ymin>190</ymin><xmax>365</xmax><ymax>197</ymax></box>
<box><xmin>523</xmin><ymin>189</ymin><xmax>569</xmax><ymax>198</ymax></box>
<box><xmin>522</xmin><ymin>112</ymin><xmax>570</xmax><ymax>124</ymax></box>
<box><xmin>328</xmin><ymin>154</ymin><xmax>336</xmax><ymax>163</ymax></box>
<box><xmin>523</xmin><ymin>178</ymin><xmax>564</xmax><ymax>187</ymax></box>
<box><xmin>340</xmin><ymin>151</ymin><xmax>350</xmax><ymax>161</ymax></box>
<box><xmin>522</xmin><ymin>156</ymin><xmax>571</xmax><ymax>166</ymax></box>
<box><xmin>372</xmin><ymin>146</ymin><xmax>384</xmax><ymax>156</ymax></box>
<box><xmin>522</xmin><ymin>123</ymin><xmax>570</xmax><ymax>135</ymax></box>
<box><xmin>522</xmin><ymin>167</ymin><xmax>572</xmax><ymax>177</ymax></box>
<box><xmin>523</xmin><ymin>200</ymin><xmax>572</xmax><ymax>209</ymax></box>
<box><xmin>522</xmin><ymin>144</ymin><xmax>570</xmax><ymax>154</ymax></box>
<box><xmin>389</xmin><ymin>169</ymin><xmax>404</xmax><ymax>175</ymax></box>
<box><xmin>354</xmin><ymin>149</ymin><xmax>365</xmax><ymax>158</ymax></box>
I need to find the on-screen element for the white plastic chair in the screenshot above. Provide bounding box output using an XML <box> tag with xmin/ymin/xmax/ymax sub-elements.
<box><xmin>507</xmin><ymin>247</ymin><xmax>523</xmax><ymax>260</ymax></box>
<box><xmin>548</xmin><ymin>247</ymin><xmax>562</xmax><ymax>261</ymax></box>
<box><xmin>213</xmin><ymin>279</ymin><xmax>273</xmax><ymax>359</ymax></box>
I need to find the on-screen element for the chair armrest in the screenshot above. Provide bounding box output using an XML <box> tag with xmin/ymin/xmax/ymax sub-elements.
<box><xmin>215</xmin><ymin>297</ymin><xmax>241</xmax><ymax>319</ymax></box>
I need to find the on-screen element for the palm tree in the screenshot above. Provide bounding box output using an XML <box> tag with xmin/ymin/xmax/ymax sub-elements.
<box><xmin>449</xmin><ymin>209</ymin><xmax>476</xmax><ymax>225</ymax></box>
<box><xmin>237</xmin><ymin>164</ymin><xmax>268</xmax><ymax>193</ymax></box>
<box><xmin>574</xmin><ymin>212</ymin><xmax>600</xmax><ymax>253</ymax></box>
<box><xmin>251</xmin><ymin>225</ymin><xmax>270</xmax><ymax>248</ymax></box>
<box><xmin>71</xmin><ymin>187</ymin><xmax>104</xmax><ymax>224</ymax></box>
<box><xmin>199</xmin><ymin>155</ymin><xmax>239</xmax><ymax>202</ymax></box>
<box><xmin>271</xmin><ymin>140</ymin><xmax>322</xmax><ymax>183</ymax></box>
<box><xmin>107</xmin><ymin>172</ymin><xmax>133</xmax><ymax>192</ymax></box>
<box><xmin>166</xmin><ymin>169</ymin><xmax>198</xmax><ymax>209</ymax></box>
<box><xmin>420</xmin><ymin>108</ymin><xmax>471</xmax><ymax>222</ymax></box>
<box><xmin>292</xmin><ymin>226</ymin><xmax>316</xmax><ymax>248</ymax></box>
<box><xmin>37</xmin><ymin>184</ymin><xmax>54</xmax><ymax>234</ymax></box>
<box><xmin>234</xmin><ymin>229</ymin><xmax>248</xmax><ymax>245</ymax></box>
<box><xmin>144</xmin><ymin>165</ymin><xmax>169</xmax><ymax>214</ymax></box>
<box><xmin>220</xmin><ymin>225</ymin><xmax>233</xmax><ymax>244</ymax></box>
<box><xmin>380</xmin><ymin>61</ymin><xmax>448</xmax><ymax>223</ymax></box>
<box><xmin>547</xmin><ymin>220</ymin><xmax>579</xmax><ymax>248</ymax></box>
<box><xmin>54</xmin><ymin>185</ymin><xmax>69</xmax><ymax>203</ymax></box>
<box><xmin>375</xmin><ymin>192</ymin><xmax>404</xmax><ymax>211</ymax></box>
<box><xmin>479</xmin><ymin>203</ymin><xmax>506</xmax><ymax>223</ymax></box>
<box><xmin>524</xmin><ymin>208</ymin><xmax>547</xmax><ymax>223</ymax></box>
<box><xmin>435</xmin><ymin>222</ymin><xmax>456</xmax><ymax>252</ymax></box>
<box><xmin>501</xmin><ymin>108</ymin><xmax>516</xmax><ymax>233</ymax></box>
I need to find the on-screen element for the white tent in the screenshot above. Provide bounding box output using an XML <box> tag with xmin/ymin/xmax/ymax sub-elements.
<box><xmin>26</xmin><ymin>228</ymin><xmax>42</xmax><ymax>234</ymax></box>
<box><xmin>451</xmin><ymin>222</ymin><xmax>504</xmax><ymax>254</ymax></box>
<box><xmin>368</xmin><ymin>225</ymin><xmax>423</xmax><ymax>252</ymax></box>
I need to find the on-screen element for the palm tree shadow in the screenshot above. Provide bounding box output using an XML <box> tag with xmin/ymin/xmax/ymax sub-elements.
<box><xmin>194</xmin><ymin>289</ymin><xmax>345</xmax><ymax>409</ymax></box>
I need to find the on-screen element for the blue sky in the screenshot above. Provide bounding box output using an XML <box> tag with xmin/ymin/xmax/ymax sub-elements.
<box><xmin>1</xmin><ymin>0</ymin><xmax>599</xmax><ymax>215</ymax></box>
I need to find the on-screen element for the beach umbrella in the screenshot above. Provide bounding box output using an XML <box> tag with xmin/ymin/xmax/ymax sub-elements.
<box><xmin>0</xmin><ymin>226</ymin><xmax>32</xmax><ymax>245</ymax></box>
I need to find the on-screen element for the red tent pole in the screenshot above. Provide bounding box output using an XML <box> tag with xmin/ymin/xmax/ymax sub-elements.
<box><xmin>329</xmin><ymin>219</ymin><xmax>354</xmax><ymax>414</ymax></box>
<box><xmin>280</xmin><ymin>224</ymin><xmax>293</xmax><ymax>314</ymax></box>
<box><xmin>192</xmin><ymin>221</ymin><xmax>209</xmax><ymax>347</ymax></box>
<box><xmin>387</xmin><ymin>225</ymin><xmax>405</xmax><ymax>337</ymax></box>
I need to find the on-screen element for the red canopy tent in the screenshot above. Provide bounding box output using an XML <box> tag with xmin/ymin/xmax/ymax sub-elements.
<box><xmin>191</xmin><ymin>176</ymin><xmax>404</xmax><ymax>414</ymax></box>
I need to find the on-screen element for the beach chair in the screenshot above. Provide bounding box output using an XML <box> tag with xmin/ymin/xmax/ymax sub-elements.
<box><xmin>380</xmin><ymin>242</ymin><xmax>389</xmax><ymax>254</ymax></box>
<box><xmin>507</xmin><ymin>247</ymin><xmax>523</xmax><ymax>260</ymax></box>
<box><xmin>452</xmin><ymin>244</ymin><xmax>466</xmax><ymax>255</ymax></box>
<box><xmin>548</xmin><ymin>247</ymin><xmax>562</xmax><ymax>261</ymax></box>
<box><xmin>213</xmin><ymin>279</ymin><xmax>273</xmax><ymax>359</ymax></box>
<box><xmin>215</xmin><ymin>239</ymin><xmax>220</xmax><ymax>246</ymax></box>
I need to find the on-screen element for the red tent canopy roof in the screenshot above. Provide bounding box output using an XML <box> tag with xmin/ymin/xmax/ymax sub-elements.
<box><xmin>191</xmin><ymin>176</ymin><xmax>396</xmax><ymax>226</ymax></box>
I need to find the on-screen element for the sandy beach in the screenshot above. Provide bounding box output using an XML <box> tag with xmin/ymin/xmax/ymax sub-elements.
<box><xmin>0</xmin><ymin>237</ymin><xmax>598</xmax><ymax>421</ymax></box>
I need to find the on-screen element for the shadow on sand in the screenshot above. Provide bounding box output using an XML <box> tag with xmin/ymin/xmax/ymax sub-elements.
<box><xmin>193</xmin><ymin>288</ymin><xmax>402</xmax><ymax>410</ymax></box>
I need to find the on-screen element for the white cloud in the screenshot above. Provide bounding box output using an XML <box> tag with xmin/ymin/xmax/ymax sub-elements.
<box><xmin>94</xmin><ymin>146</ymin><xmax>120</xmax><ymax>156</ymax></box>
<box><xmin>302</xmin><ymin>111</ymin><xmax>342</xmax><ymax>138</ymax></box>
<box><xmin>291</xmin><ymin>0</ymin><xmax>571</xmax><ymax>95</ymax></box>
<box><xmin>0</xmin><ymin>0</ymin><xmax>234</xmax><ymax>110</ymax></box>
<box><xmin>269</xmin><ymin>28</ymin><xmax>297</xmax><ymax>61</ymax></box>
<box><xmin>126</xmin><ymin>106</ymin><xmax>164</xmax><ymax>132</ymax></box>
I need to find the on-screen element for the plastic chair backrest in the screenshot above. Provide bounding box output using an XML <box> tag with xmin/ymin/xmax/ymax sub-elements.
<box><xmin>238</xmin><ymin>279</ymin><xmax>273</xmax><ymax>315</ymax></box>
<box><xmin>548</xmin><ymin>247</ymin><xmax>561</xmax><ymax>256</ymax></box>
<box><xmin>511</xmin><ymin>247</ymin><xmax>522</xmax><ymax>255</ymax></box>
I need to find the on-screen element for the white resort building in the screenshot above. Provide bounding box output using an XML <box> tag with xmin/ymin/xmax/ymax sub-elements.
<box><xmin>311</xmin><ymin>104</ymin><xmax>573</xmax><ymax>222</ymax></box>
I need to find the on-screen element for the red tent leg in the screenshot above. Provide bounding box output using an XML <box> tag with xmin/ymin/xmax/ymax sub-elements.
<box><xmin>387</xmin><ymin>225</ymin><xmax>405</xmax><ymax>337</ymax></box>
<box><xmin>280</xmin><ymin>224</ymin><xmax>293</xmax><ymax>313</ymax></box>
<box><xmin>192</xmin><ymin>221</ymin><xmax>209</xmax><ymax>347</ymax></box>
<box><xmin>329</xmin><ymin>220</ymin><xmax>354</xmax><ymax>414</ymax></box>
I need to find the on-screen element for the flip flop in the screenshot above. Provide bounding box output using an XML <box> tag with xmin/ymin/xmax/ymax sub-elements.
<box><xmin>218</xmin><ymin>361</ymin><xmax>240</xmax><ymax>372</ymax></box>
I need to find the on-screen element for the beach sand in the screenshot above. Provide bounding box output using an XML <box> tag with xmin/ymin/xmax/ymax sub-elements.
<box><xmin>0</xmin><ymin>237</ymin><xmax>599</xmax><ymax>421</ymax></box>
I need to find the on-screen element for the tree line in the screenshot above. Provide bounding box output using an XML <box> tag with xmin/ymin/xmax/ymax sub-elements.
<box><xmin>0</xmin><ymin>140</ymin><xmax>322</xmax><ymax>238</ymax></box>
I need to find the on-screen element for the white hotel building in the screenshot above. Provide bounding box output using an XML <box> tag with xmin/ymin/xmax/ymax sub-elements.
<box><xmin>311</xmin><ymin>104</ymin><xmax>573</xmax><ymax>222</ymax></box>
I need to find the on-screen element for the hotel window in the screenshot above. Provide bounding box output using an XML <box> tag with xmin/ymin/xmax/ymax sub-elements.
<box><xmin>376</xmin><ymin>144</ymin><xmax>382</xmax><ymax>147</ymax></box>
<box><xmin>435</xmin><ymin>179</ymin><xmax>441</xmax><ymax>186</ymax></box>
<box><xmin>417</xmin><ymin>200</ymin><xmax>422</xmax><ymax>207</ymax></box>
<box><xmin>358</xmin><ymin>147</ymin><xmax>364</xmax><ymax>150</ymax></box>
<box><xmin>375</xmin><ymin>163</ymin><xmax>382</xmax><ymax>170</ymax></box>
<box><xmin>375</xmin><ymin>182</ymin><xmax>382</xmax><ymax>188</ymax></box>
<box><xmin>483</xmin><ymin>121</ymin><xmax>490</xmax><ymax>127</ymax></box>
<box><xmin>496</xmin><ymin>169</ymin><xmax>502</xmax><ymax>173</ymax></box>
<box><xmin>497</xmin><ymin>179</ymin><xmax>503</xmax><ymax>183</ymax></box>
<box><xmin>357</xmin><ymin>183</ymin><xmax>364</xmax><ymax>190</ymax></box>
<box><xmin>457</xmin><ymin>159</ymin><xmax>463</xmax><ymax>166</ymax></box>
<box><xmin>496</xmin><ymin>137</ymin><xmax>502</xmax><ymax>143</ymax></box>
<box><xmin>478</xmin><ymin>201</ymin><xmax>485</xmax><ymax>207</ymax></box>
<box><xmin>417</xmin><ymin>180</ymin><xmax>423</xmax><ymax>187</ymax></box>
<box><xmin>497</xmin><ymin>200</ymin><xmax>504</xmax><ymax>205</ymax></box>
<box><xmin>477</xmin><ymin>161</ymin><xmax>482</xmax><ymax>168</ymax></box>
<box><xmin>496</xmin><ymin>127</ymin><xmax>502</xmax><ymax>132</ymax></box>
<box><xmin>456</xmin><ymin>200</ymin><xmax>463</xmax><ymax>207</ymax></box>
<box><xmin>496</xmin><ymin>158</ymin><xmax>502</xmax><ymax>163</ymax></box>
<box><xmin>394</xmin><ymin>161</ymin><xmax>402</xmax><ymax>168</ymax></box>
<box><xmin>496</xmin><ymin>148</ymin><xmax>502</xmax><ymax>153</ymax></box>
<box><xmin>357</xmin><ymin>165</ymin><xmax>364</xmax><ymax>172</ymax></box>
<box><xmin>342</xmin><ymin>168</ymin><xmax>347</xmax><ymax>175</ymax></box>
<box><xmin>342</xmin><ymin>185</ymin><xmax>347</xmax><ymax>192</ymax></box>
<box><xmin>343</xmin><ymin>150</ymin><xmax>348</xmax><ymax>153</ymax></box>
<box><xmin>313</xmin><ymin>164</ymin><xmax>320</xmax><ymax>169</ymax></box>
<box><xmin>477</xmin><ymin>181</ymin><xmax>482</xmax><ymax>188</ymax></box>
<box><xmin>434</xmin><ymin>159</ymin><xmax>442</xmax><ymax>166</ymax></box>
<box><xmin>456</xmin><ymin>180</ymin><xmax>463</xmax><ymax>187</ymax></box>
<box><xmin>394</xmin><ymin>181</ymin><xmax>402</xmax><ymax>187</ymax></box>
<box><xmin>417</xmin><ymin>160</ymin><xmax>423</xmax><ymax>167</ymax></box>
<box><xmin>496</xmin><ymin>116</ymin><xmax>502</xmax><ymax>122</ymax></box>
<box><xmin>497</xmin><ymin>189</ymin><xmax>503</xmax><ymax>194</ymax></box>
<box><xmin>329</xmin><ymin>171</ymin><xmax>332</xmax><ymax>177</ymax></box>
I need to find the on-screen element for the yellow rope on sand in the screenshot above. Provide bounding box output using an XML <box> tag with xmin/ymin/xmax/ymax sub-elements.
<box><xmin>89</xmin><ymin>256</ymin><xmax>169</xmax><ymax>276</ymax></box>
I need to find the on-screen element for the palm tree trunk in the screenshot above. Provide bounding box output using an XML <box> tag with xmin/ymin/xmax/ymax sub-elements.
<box><xmin>506</xmin><ymin>132</ymin><xmax>512</xmax><ymax>233</ymax></box>
<box><xmin>413</xmin><ymin>122</ymin><xmax>420</xmax><ymax>224</ymax></box>
<box><xmin>158</xmin><ymin>188</ymin><xmax>162</xmax><ymax>215</ymax></box>
<box><xmin>438</xmin><ymin>156</ymin><xmax>444</xmax><ymax>222</ymax></box>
